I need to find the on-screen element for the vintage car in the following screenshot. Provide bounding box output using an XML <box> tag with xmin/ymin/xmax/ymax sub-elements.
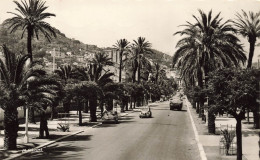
<box><xmin>102</xmin><ymin>110</ymin><xmax>119</xmax><ymax>124</ymax></box>
<box><xmin>170</xmin><ymin>96</ymin><xmax>183</xmax><ymax>111</ymax></box>
<box><xmin>139</xmin><ymin>106</ymin><xmax>152</xmax><ymax>118</ymax></box>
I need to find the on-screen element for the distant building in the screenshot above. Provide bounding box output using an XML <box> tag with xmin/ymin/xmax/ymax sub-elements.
<box><xmin>47</xmin><ymin>48</ymin><xmax>65</xmax><ymax>58</ymax></box>
<box><xmin>85</xmin><ymin>44</ymin><xmax>97</xmax><ymax>50</ymax></box>
<box><xmin>103</xmin><ymin>47</ymin><xmax>127</xmax><ymax>82</ymax></box>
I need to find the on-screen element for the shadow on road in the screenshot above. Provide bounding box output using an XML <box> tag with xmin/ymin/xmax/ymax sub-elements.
<box><xmin>18</xmin><ymin>135</ymin><xmax>93</xmax><ymax>160</ymax></box>
<box><xmin>19</xmin><ymin>143</ymin><xmax>87</xmax><ymax>160</ymax></box>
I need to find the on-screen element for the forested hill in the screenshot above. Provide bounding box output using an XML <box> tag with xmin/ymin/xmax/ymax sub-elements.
<box><xmin>0</xmin><ymin>23</ymin><xmax>172</xmax><ymax>68</ymax></box>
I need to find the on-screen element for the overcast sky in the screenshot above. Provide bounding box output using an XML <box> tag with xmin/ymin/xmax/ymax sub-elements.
<box><xmin>0</xmin><ymin>0</ymin><xmax>259</xmax><ymax>62</ymax></box>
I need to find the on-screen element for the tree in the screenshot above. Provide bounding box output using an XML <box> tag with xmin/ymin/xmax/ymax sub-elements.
<box><xmin>174</xmin><ymin>9</ymin><xmax>246</xmax><ymax>87</ymax></box>
<box><xmin>4</xmin><ymin>0</ymin><xmax>56</xmax><ymax>61</ymax></box>
<box><xmin>113</xmin><ymin>39</ymin><xmax>130</xmax><ymax>82</ymax></box>
<box><xmin>173</xmin><ymin>9</ymin><xmax>246</xmax><ymax>118</ymax></box>
<box><xmin>233</xmin><ymin>10</ymin><xmax>260</xmax><ymax>68</ymax></box>
<box><xmin>24</xmin><ymin>77</ymin><xmax>63</xmax><ymax>138</ymax></box>
<box><xmin>74</xmin><ymin>53</ymin><xmax>115</xmax><ymax>122</ymax></box>
<box><xmin>54</xmin><ymin>65</ymin><xmax>76</xmax><ymax>113</ymax></box>
<box><xmin>90</xmin><ymin>52</ymin><xmax>113</xmax><ymax>82</ymax></box>
<box><xmin>0</xmin><ymin>45</ymin><xmax>48</xmax><ymax>149</ymax></box>
<box><xmin>207</xmin><ymin>68</ymin><xmax>257</xmax><ymax>160</ymax></box>
<box><xmin>133</xmin><ymin>37</ymin><xmax>153</xmax><ymax>83</ymax></box>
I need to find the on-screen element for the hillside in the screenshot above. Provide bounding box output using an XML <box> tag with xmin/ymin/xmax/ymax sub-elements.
<box><xmin>0</xmin><ymin>23</ymin><xmax>172</xmax><ymax>68</ymax></box>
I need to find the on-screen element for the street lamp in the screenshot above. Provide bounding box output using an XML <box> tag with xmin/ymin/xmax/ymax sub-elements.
<box><xmin>24</xmin><ymin>82</ymin><xmax>29</xmax><ymax>143</ymax></box>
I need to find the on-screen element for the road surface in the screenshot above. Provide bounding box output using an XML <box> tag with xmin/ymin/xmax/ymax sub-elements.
<box><xmin>19</xmin><ymin>101</ymin><xmax>201</xmax><ymax>160</ymax></box>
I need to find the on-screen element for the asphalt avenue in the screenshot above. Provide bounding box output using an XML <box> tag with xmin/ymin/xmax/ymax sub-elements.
<box><xmin>19</xmin><ymin>101</ymin><xmax>201</xmax><ymax>160</ymax></box>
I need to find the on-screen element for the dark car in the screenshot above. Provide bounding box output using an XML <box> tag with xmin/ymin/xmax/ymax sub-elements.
<box><xmin>170</xmin><ymin>97</ymin><xmax>183</xmax><ymax>110</ymax></box>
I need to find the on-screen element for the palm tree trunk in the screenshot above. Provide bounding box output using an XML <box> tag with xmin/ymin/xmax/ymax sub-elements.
<box><xmin>130</xmin><ymin>97</ymin><xmax>132</xmax><ymax>110</ymax></box>
<box><xmin>100</xmin><ymin>100</ymin><xmax>104</xmax><ymax>117</ymax></box>
<box><xmin>39</xmin><ymin>111</ymin><xmax>49</xmax><ymax>138</ymax></box>
<box><xmin>132</xmin><ymin>65</ymin><xmax>137</xmax><ymax>83</ymax></box>
<box><xmin>89</xmin><ymin>97</ymin><xmax>97</xmax><ymax>122</ymax></box>
<box><xmin>137</xmin><ymin>55</ymin><xmax>141</xmax><ymax>83</ymax></box>
<box><xmin>63</xmin><ymin>100</ymin><xmax>70</xmax><ymax>114</ymax></box>
<box><xmin>27</xmin><ymin>27</ymin><xmax>33</xmax><ymax>61</ymax></box>
<box><xmin>84</xmin><ymin>100</ymin><xmax>89</xmax><ymax>113</ymax></box>
<box><xmin>78</xmin><ymin>101</ymin><xmax>82</xmax><ymax>126</ymax></box>
<box><xmin>119</xmin><ymin>52</ymin><xmax>123</xmax><ymax>82</ymax></box>
<box><xmin>208</xmin><ymin>109</ymin><xmax>216</xmax><ymax>134</ymax></box>
<box><xmin>4</xmin><ymin>107</ymin><xmax>19</xmax><ymax>150</ymax></box>
<box><xmin>29</xmin><ymin>108</ymin><xmax>36</xmax><ymax>124</ymax></box>
<box><xmin>247</xmin><ymin>40</ymin><xmax>256</xmax><ymax>68</ymax></box>
<box><xmin>236</xmin><ymin>118</ymin><xmax>243</xmax><ymax>160</ymax></box>
<box><xmin>253</xmin><ymin>110</ymin><xmax>259</xmax><ymax>129</ymax></box>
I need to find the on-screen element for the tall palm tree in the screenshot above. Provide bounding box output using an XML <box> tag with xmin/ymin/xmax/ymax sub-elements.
<box><xmin>174</xmin><ymin>9</ymin><xmax>246</xmax><ymax>87</ymax></box>
<box><xmin>4</xmin><ymin>0</ymin><xmax>56</xmax><ymax>61</ymax></box>
<box><xmin>173</xmin><ymin>10</ymin><xmax>246</xmax><ymax>133</ymax></box>
<box><xmin>233</xmin><ymin>10</ymin><xmax>260</xmax><ymax>68</ymax></box>
<box><xmin>133</xmin><ymin>37</ymin><xmax>153</xmax><ymax>83</ymax></box>
<box><xmin>113</xmin><ymin>39</ymin><xmax>130</xmax><ymax>82</ymax></box>
<box><xmin>0</xmin><ymin>45</ymin><xmax>49</xmax><ymax>149</ymax></box>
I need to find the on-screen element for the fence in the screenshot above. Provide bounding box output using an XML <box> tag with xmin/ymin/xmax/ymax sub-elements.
<box><xmin>219</xmin><ymin>124</ymin><xmax>237</xmax><ymax>155</ymax></box>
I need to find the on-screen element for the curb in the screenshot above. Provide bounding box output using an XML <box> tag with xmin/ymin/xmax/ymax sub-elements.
<box><xmin>5</xmin><ymin>130</ymin><xmax>84</xmax><ymax>160</ymax></box>
<box><xmin>185</xmin><ymin>97</ymin><xmax>207</xmax><ymax>160</ymax></box>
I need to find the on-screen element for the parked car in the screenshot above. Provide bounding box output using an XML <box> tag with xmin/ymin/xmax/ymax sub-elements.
<box><xmin>102</xmin><ymin>110</ymin><xmax>119</xmax><ymax>124</ymax></box>
<box><xmin>170</xmin><ymin>97</ymin><xmax>183</xmax><ymax>111</ymax></box>
<box><xmin>139</xmin><ymin>106</ymin><xmax>152</xmax><ymax>118</ymax></box>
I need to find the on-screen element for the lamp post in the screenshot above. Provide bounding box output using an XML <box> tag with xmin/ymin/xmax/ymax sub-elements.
<box><xmin>24</xmin><ymin>82</ymin><xmax>29</xmax><ymax>143</ymax></box>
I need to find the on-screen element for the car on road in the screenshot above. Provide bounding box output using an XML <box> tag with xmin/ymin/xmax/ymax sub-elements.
<box><xmin>102</xmin><ymin>110</ymin><xmax>119</xmax><ymax>124</ymax></box>
<box><xmin>170</xmin><ymin>97</ymin><xmax>183</xmax><ymax>111</ymax></box>
<box><xmin>139</xmin><ymin>106</ymin><xmax>152</xmax><ymax>118</ymax></box>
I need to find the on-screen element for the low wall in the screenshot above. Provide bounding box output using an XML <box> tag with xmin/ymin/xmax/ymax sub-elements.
<box><xmin>0</xmin><ymin>106</ymin><xmax>56</xmax><ymax>127</ymax></box>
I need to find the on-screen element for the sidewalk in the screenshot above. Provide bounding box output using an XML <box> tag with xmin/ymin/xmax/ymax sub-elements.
<box><xmin>185</xmin><ymin>98</ymin><xmax>260</xmax><ymax>160</ymax></box>
<box><xmin>0</xmin><ymin>108</ymin><xmax>132</xmax><ymax>160</ymax></box>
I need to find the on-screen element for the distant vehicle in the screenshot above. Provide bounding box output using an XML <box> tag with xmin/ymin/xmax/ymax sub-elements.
<box><xmin>102</xmin><ymin>110</ymin><xmax>119</xmax><ymax>124</ymax></box>
<box><xmin>170</xmin><ymin>96</ymin><xmax>183</xmax><ymax>111</ymax></box>
<box><xmin>139</xmin><ymin>106</ymin><xmax>152</xmax><ymax>118</ymax></box>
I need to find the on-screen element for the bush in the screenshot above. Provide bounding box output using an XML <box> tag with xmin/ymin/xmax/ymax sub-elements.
<box><xmin>57</xmin><ymin>123</ymin><xmax>70</xmax><ymax>132</ymax></box>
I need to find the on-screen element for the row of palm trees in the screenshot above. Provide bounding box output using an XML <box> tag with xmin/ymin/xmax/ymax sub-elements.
<box><xmin>0</xmin><ymin>42</ymin><xmax>176</xmax><ymax>150</ymax></box>
<box><xmin>0</xmin><ymin>0</ymin><xmax>178</xmax><ymax>151</ymax></box>
<box><xmin>173</xmin><ymin>9</ymin><xmax>260</xmax><ymax>160</ymax></box>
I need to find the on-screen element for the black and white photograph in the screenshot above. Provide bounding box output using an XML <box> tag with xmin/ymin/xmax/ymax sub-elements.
<box><xmin>0</xmin><ymin>0</ymin><xmax>259</xmax><ymax>160</ymax></box>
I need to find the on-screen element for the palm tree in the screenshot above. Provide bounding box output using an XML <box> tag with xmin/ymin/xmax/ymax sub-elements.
<box><xmin>113</xmin><ymin>39</ymin><xmax>130</xmax><ymax>82</ymax></box>
<box><xmin>73</xmin><ymin>52</ymin><xmax>114</xmax><ymax>122</ymax></box>
<box><xmin>173</xmin><ymin>9</ymin><xmax>246</xmax><ymax>133</ymax></box>
<box><xmin>54</xmin><ymin>65</ymin><xmax>76</xmax><ymax>113</ymax></box>
<box><xmin>90</xmin><ymin>52</ymin><xmax>113</xmax><ymax>82</ymax></box>
<box><xmin>0</xmin><ymin>45</ymin><xmax>48</xmax><ymax>149</ymax></box>
<box><xmin>233</xmin><ymin>10</ymin><xmax>260</xmax><ymax>68</ymax></box>
<box><xmin>152</xmin><ymin>61</ymin><xmax>166</xmax><ymax>84</ymax></box>
<box><xmin>23</xmin><ymin>77</ymin><xmax>63</xmax><ymax>138</ymax></box>
<box><xmin>133</xmin><ymin>37</ymin><xmax>153</xmax><ymax>83</ymax></box>
<box><xmin>54</xmin><ymin>65</ymin><xmax>75</xmax><ymax>85</ymax></box>
<box><xmin>4</xmin><ymin>0</ymin><xmax>56</xmax><ymax>61</ymax></box>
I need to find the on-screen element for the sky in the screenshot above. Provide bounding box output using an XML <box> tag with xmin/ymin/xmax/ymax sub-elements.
<box><xmin>0</xmin><ymin>0</ymin><xmax>260</xmax><ymax>62</ymax></box>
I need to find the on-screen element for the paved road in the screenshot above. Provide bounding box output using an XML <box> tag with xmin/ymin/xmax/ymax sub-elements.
<box><xmin>19</xmin><ymin>101</ymin><xmax>201</xmax><ymax>160</ymax></box>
